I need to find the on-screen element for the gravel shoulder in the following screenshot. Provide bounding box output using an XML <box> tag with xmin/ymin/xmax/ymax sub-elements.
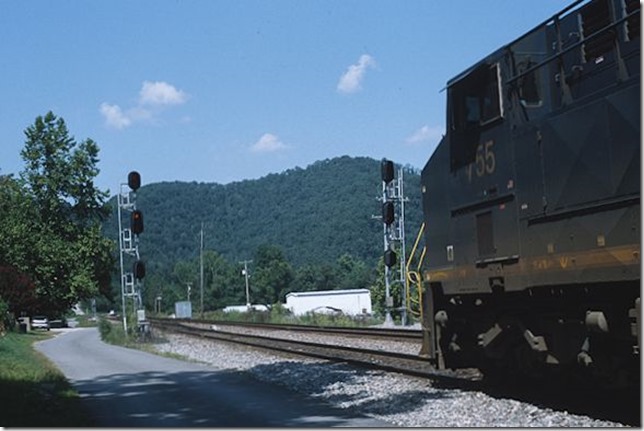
<box><xmin>152</xmin><ymin>329</ymin><xmax>629</xmax><ymax>427</ymax></box>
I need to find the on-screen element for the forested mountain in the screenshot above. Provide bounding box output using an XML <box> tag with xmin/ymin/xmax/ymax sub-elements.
<box><xmin>102</xmin><ymin>156</ymin><xmax>424</xmax><ymax>311</ymax></box>
<box><xmin>105</xmin><ymin>156</ymin><xmax>423</xmax><ymax>272</ymax></box>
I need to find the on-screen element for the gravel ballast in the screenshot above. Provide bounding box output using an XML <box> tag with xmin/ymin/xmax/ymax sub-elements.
<box><xmin>152</xmin><ymin>330</ymin><xmax>628</xmax><ymax>427</ymax></box>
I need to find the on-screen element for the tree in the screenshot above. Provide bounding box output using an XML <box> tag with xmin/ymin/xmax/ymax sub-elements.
<box><xmin>369</xmin><ymin>253</ymin><xmax>404</xmax><ymax>319</ymax></box>
<box><xmin>0</xmin><ymin>175</ymin><xmax>40</xmax><ymax>315</ymax></box>
<box><xmin>171</xmin><ymin>260</ymin><xmax>198</xmax><ymax>303</ymax></box>
<box><xmin>0</xmin><ymin>263</ymin><xmax>37</xmax><ymax>316</ymax></box>
<box><xmin>201</xmin><ymin>250</ymin><xmax>238</xmax><ymax>310</ymax></box>
<box><xmin>0</xmin><ymin>112</ymin><xmax>116</xmax><ymax>316</ymax></box>
<box><xmin>293</xmin><ymin>264</ymin><xmax>327</xmax><ymax>292</ymax></box>
<box><xmin>252</xmin><ymin>244</ymin><xmax>293</xmax><ymax>306</ymax></box>
<box><xmin>335</xmin><ymin>253</ymin><xmax>372</xmax><ymax>291</ymax></box>
<box><xmin>21</xmin><ymin>112</ymin><xmax>109</xmax><ymax>226</ymax></box>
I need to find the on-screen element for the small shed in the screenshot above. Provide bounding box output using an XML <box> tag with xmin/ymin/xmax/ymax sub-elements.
<box><xmin>174</xmin><ymin>301</ymin><xmax>192</xmax><ymax>319</ymax></box>
<box><xmin>285</xmin><ymin>289</ymin><xmax>372</xmax><ymax>316</ymax></box>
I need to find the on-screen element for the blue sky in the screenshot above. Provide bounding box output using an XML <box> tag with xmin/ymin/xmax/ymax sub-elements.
<box><xmin>0</xmin><ymin>0</ymin><xmax>573</xmax><ymax>194</ymax></box>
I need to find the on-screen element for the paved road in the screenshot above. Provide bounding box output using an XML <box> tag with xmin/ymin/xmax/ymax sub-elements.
<box><xmin>36</xmin><ymin>328</ymin><xmax>393</xmax><ymax>427</ymax></box>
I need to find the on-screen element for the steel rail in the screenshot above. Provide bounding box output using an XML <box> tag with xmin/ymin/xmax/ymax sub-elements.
<box><xmin>149</xmin><ymin>318</ymin><xmax>481</xmax><ymax>389</ymax></box>
<box><xmin>155</xmin><ymin>317</ymin><xmax>423</xmax><ymax>341</ymax></box>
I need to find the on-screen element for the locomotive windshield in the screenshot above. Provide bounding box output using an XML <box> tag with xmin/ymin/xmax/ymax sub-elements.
<box><xmin>449</xmin><ymin>63</ymin><xmax>503</xmax><ymax>171</ymax></box>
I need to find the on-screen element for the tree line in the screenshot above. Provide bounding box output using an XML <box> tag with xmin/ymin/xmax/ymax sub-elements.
<box><xmin>143</xmin><ymin>244</ymin><xmax>380</xmax><ymax>315</ymax></box>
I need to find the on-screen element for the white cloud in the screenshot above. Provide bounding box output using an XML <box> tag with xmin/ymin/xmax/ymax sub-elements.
<box><xmin>337</xmin><ymin>54</ymin><xmax>376</xmax><ymax>94</ymax></box>
<box><xmin>99</xmin><ymin>103</ymin><xmax>131</xmax><ymax>129</ymax></box>
<box><xmin>139</xmin><ymin>81</ymin><xmax>188</xmax><ymax>106</ymax></box>
<box><xmin>406</xmin><ymin>125</ymin><xmax>444</xmax><ymax>145</ymax></box>
<box><xmin>100</xmin><ymin>81</ymin><xmax>188</xmax><ymax>129</ymax></box>
<box><xmin>250</xmin><ymin>133</ymin><xmax>287</xmax><ymax>153</ymax></box>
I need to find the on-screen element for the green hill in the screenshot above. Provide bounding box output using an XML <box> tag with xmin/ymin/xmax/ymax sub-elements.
<box><xmin>102</xmin><ymin>156</ymin><xmax>424</xmax><ymax>310</ymax></box>
<box><xmin>106</xmin><ymin>156</ymin><xmax>423</xmax><ymax>270</ymax></box>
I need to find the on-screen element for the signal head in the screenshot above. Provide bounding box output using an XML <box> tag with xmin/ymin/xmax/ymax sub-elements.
<box><xmin>382</xmin><ymin>201</ymin><xmax>395</xmax><ymax>225</ymax></box>
<box><xmin>384</xmin><ymin>249</ymin><xmax>397</xmax><ymax>268</ymax></box>
<box><xmin>131</xmin><ymin>210</ymin><xmax>144</xmax><ymax>235</ymax></box>
<box><xmin>381</xmin><ymin>159</ymin><xmax>394</xmax><ymax>184</ymax></box>
<box><xmin>133</xmin><ymin>260</ymin><xmax>146</xmax><ymax>279</ymax></box>
<box><xmin>128</xmin><ymin>171</ymin><xmax>141</xmax><ymax>191</ymax></box>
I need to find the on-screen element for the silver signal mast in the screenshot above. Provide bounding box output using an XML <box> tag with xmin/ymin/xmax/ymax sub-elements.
<box><xmin>117</xmin><ymin>171</ymin><xmax>146</xmax><ymax>334</ymax></box>
<box><xmin>379</xmin><ymin>159</ymin><xmax>408</xmax><ymax>326</ymax></box>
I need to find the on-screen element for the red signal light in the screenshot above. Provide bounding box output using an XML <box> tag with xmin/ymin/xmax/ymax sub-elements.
<box><xmin>131</xmin><ymin>210</ymin><xmax>144</xmax><ymax>234</ymax></box>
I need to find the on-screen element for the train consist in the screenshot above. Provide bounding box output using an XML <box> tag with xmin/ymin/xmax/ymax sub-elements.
<box><xmin>419</xmin><ymin>0</ymin><xmax>640</xmax><ymax>386</ymax></box>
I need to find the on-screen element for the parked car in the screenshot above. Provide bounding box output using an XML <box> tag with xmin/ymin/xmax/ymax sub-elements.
<box><xmin>31</xmin><ymin>316</ymin><xmax>50</xmax><ymax>331</ymax></box>
<box><xmin>49</xmin><ymin>317</ymin><xmax>68</xmax><ymax>328</ymax></box>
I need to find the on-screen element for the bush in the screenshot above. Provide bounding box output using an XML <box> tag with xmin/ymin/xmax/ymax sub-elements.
<box><xmin>97</xmin><ymin>317</ymin><xmax>129</xmax><ymax>345</ymax></box>
<box><xmin>97</xmin><ymin>316</ymin><xmax>112</xmax><ymax>339</ymax></box>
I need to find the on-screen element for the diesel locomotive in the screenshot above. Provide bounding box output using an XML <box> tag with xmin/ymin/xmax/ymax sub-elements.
<box><xmin>418</xmin><ymin>0</ymin><xmax>640</xmax><ymax>385</ymax></box>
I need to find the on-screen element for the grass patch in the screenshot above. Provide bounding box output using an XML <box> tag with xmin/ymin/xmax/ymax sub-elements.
<box><xmin>72</xmin><ymin>313</ymin><xmax>99</xmax><ymax>328</ymax></box>
<box><xmin>97</xmin><ymin>316</ymin><xmax>153</xmax><ymax>347</ymax></box>
<box><xmin>201</xmin><ymin>306</ymin><xmax>382</xmax><ymax>327</ymax></box>
<box><xmin>97</xmin><ymin>317</ymin><xmax>199</xmax><ymax>363</ymax></box>
<box><xmin>0</xmin><ymin>332</ymin><xmax>95</xmax><ymax>427</ymax></box>
<box><xmin>98</xmin><ymin>316</ymin><xmax>164</xmax><ymax>347</ymax></box>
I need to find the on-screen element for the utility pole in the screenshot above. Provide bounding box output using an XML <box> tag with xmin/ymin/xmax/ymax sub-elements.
<box><xmin>239</xmin><ymin>260</ymin><xmax>253</xmax><ymax>309</ymax></box>
<box><xmin>200</xmin><ymin>222</ymin><xmax>204</xmax><ymax>318</ymax></box>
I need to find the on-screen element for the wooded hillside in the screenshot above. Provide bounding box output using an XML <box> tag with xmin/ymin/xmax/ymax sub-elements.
<box><xmin>105</xmin><ymin>156</ymin><xmax>423</xmax><ymax>272</ymax></box>
<box><xmin>102</xmin><ymin>156</ymin><xmax>424</xmax><ymax>311</ymax></box>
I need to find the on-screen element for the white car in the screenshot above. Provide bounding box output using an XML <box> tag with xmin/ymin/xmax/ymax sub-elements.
<box><xmin>31</xmin><ymin>316</ymin><xmax>50</xmax><ymax>331</ymax></box>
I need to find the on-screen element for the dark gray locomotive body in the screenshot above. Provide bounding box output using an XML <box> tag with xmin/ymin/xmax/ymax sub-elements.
<box><xmin>420</xmin><ymin>0</ymin><xmax>640</xmax><ymax>385</ymax></box>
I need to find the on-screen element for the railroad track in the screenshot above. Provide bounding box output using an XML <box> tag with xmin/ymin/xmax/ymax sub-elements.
<box><xmin>148</xmin><ymin>318</ymin><xmax>639</xmax><ymax>425</ymax></box>
<box><xmin>149</xmin><ymin>318</ymin><xmax>482</xmax><ymax>389</ymax></box>
<box><xmin>161</xmin><ymin>317</ymin><xmax>424</xmax><ymax>341</ymax></box>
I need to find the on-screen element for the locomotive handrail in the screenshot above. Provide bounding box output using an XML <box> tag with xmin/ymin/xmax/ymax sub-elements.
<box><xmin>444</xmin><ymin>0</ymin><xmax>588</xmax><ymax>91</ymax></box>
<box><xmin>506</xmin><ymin>6</ymin><xmax>640</xmax><ymax>86</ymax></box>
<box><xmin>406</xmin><ymin>223</ymin><xmax>426</xmax><ymax>319</ymax></box>
<box><xmin>445</xmin><ymin>2</ymin><xmax>640</xmax><ymax>92</ymax></box>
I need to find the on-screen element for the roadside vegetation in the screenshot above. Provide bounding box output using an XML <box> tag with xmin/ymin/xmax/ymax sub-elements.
<box><xmin>98</xmin><ymin>316</ymin><xmax>131</xmax><ymax>346</ymax></box>
<box><xmin>98</xmin><ymin>305</ymin><xmax>381</xmax><ymax>351</ymax></box>
<box><xmin>0</xmin><ymin>331</ymin><xmax>94</xmax><ymax>427</ymax></box>
<box><xmin>201</xmin><ymin>305</ymin><xmax>381</xmax><ymax>327</ymax></box>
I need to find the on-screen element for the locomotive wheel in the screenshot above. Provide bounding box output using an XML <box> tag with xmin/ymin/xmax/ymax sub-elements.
<box><xmin>479</xmin><ymin>335</ymin><xmax>549</xmax><ymax>385</ymax></box>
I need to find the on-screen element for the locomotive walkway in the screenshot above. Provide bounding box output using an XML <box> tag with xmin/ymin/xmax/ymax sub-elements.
<box><xmin>35</xmin><ymin>327</ymin><xmax>392</xmax><ymax>427</ymax></box>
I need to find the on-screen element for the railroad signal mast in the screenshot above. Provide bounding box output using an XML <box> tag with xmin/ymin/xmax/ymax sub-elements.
<box><xmin>380</xmin><ymin>159</ymin><xmax>408</xmax><ymax>326</ymax></box>
<box><xmin>117</xmin><ymin>171</ymin><xmax>146</xmax><ymax>334</ymax></box>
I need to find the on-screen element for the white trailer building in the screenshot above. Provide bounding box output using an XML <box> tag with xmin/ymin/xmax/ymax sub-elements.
<box><xmin>285</xmin><ymin>289</ymin><xmax>372</xmax><ymax>316</ymax></box>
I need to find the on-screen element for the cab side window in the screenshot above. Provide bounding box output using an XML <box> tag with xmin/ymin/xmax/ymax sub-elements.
<box><xmin>450</xmin><ymin>63</ymin><xmax>503</xmax><ymax>172</ymax></box>
<box><xmin>517</xmin><ymin>59</ymin><xmax>542</xmax><ymax>107</ymax></box>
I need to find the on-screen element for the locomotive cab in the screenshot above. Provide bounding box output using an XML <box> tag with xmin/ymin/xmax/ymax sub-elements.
<box><xmin>419</xmin><ymin>0</ymin><xmax>640</xmax><ymax>386</ymax></box>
